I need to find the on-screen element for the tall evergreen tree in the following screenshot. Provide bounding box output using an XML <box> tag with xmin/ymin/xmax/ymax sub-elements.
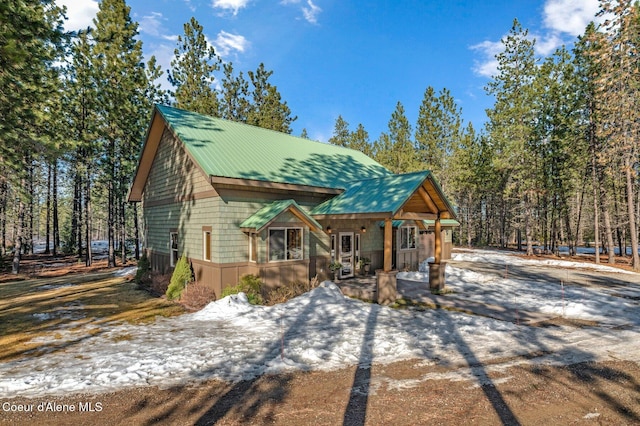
<box><xmin>220</xmin><ymin>62</ymin><xmax>250</xmax><ymax>122</ymax></box>
<box><xmin>328</xmin><ymin>115</ymin><xmax>350</xmax><ymax>147</ymax></box>
<box><xmin>373</xmin><ymin>102</ymin><xmax>419</xmax><ymax>173</ymax></box>
<box><xmin>485</xmin><ymin>19</ymin><xmax>539</xmax><ymax>253</ymax></box>
<box><xmin>168</xmin><ymin>17</ymin><xmax>220</xmax><ymax>116</ymax></box>
<box><xmin>415</xmin><ymin>86</ymin><xmax>463</xmax><ymax>192</ymax></box>
<box><xmin>594</xmin><ymin>1</ymin><xmax>640</xmax><ymax>270</ymax></box>
<box><xmin>0</xmin><ymin>0</ymin><xmax>65</xmax><ymax>272</ymax></box>
<box><xmin>247</xmin><ymin>63</ymin><xmax>297</xmax><ymax>133</ymax></box>
<box><xmin>92</xmin><ymin>0</ymin><xmax>148</xmax><ymax>267</ymax></box>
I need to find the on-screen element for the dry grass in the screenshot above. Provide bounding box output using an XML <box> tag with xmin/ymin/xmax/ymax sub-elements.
<box><xmin>0</xmin><ymin>268</ymin><xmax>184</xmax><ymax>363</ymax></box>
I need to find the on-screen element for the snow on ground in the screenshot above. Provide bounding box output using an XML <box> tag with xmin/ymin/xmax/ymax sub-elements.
<box><xmin>452</xmin><ymin>248</ymin><xmax>635</xmax><ymax>274</ymax></box>
<box><xmin>1</xmin><ymin>250</ymin><xmax>639</xmax><ymax>398</ymax></box>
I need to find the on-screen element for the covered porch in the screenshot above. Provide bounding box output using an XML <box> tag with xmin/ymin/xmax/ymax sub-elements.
<box><xmin>311</xmin><ymin>170</ymin><xmax>457</xmax><ymax>304</ymax></box>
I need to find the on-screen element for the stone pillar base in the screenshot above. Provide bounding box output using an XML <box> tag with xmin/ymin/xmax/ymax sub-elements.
<box><xmin>376</xmin><ymin>269</ymin><xmax>398</xmax><ymax>305</ymax></box>
<box><xmin>429</xmin><ymin>262</ymin><xmax>446</xmax><ymax>292</ymax></box>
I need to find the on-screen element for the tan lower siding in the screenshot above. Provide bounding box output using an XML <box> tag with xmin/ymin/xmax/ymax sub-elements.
<box><xmin>188</xmin><ymin>257</ymin><xmax>314</xmax><ymax>296</ymax></box>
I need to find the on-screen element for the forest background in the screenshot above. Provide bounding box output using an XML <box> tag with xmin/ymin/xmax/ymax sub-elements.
<box><xmin>1</xmin><ymin>0</ymin><xmax>639</xmax><ymax>273</ymax></box>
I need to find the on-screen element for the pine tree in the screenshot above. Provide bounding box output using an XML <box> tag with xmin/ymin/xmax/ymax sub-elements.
<box><xmin>373</xmin><ymin>102</ymin><xmax>419</xmax><ymax>173</ymax></box>
<box><xmin>220</xmin><ymin>62</ymin><xmax>250</xmax><ymax>122</ymax></box>
<box><xmin>415</xmin><ymin>86</ymin><xmax>463</xmax><ymax>192</ymax></box>
<box><xmin>92</xmin><ymin>0</ymin><xmax>149</xmax><ymax>267</ymax></box>
<box><xmin>594</xmin><ymin>1</ymin><xmax>640</xmax><ymax>270</ymax></box>
<box><xmin>485</xmin><ymin>19</ymin><xmax>539</xmax><ymax>253</ymax></box>
<box><xmin>168</xmin><ymin>17</ymin><xmax>220</xmax><ymax>116</ymax></box>
<box><xmin>0</xmin><ymin>0</ymin><xmax>65</xmax><ymax>273</ymax></box>
<box><xmin>328</xmin><ymin>115</ymin><xmax>350</xmax><ymax>147</ymax></box>
<box><xmin>247</xmin><ymin>63</ymin><xmax>297</xmax><ymax>133</ymax></box>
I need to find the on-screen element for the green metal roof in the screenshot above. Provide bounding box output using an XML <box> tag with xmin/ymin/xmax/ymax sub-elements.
<box><xmin>311</xmin><ymin>171</ymin><xmax>430</xmax><ymax>216</ymax></box>
<box><xmin>377</xmin><ymin>219</ymin><xmax>461</xmax><ymax>228</ymax></box>
<box><xmin>239</xmin><ymin>199</ymin><xmax>322</xmax><ymax>232</ymax></box>
<box><xmin>156</xmin><ymin>104</ymin><xmax>390</xmax><ymax>189</ymax></box>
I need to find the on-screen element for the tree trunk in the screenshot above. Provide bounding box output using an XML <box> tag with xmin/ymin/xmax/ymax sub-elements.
<box><xmin>12</xmin><ymin>190</ymin><xmax>24</xmax><ymax>274</ymax></box>
<box><xmin>52</xmin><ymin>158</ymin><xmax>59</xmax><ymax>256</ymax></box>
<box><xmin>133</xmin><ymin>202</ymin><xmax>140</xmax><ymax>260</ymax></box>
<box><xmin>85</xmin><ymin>169</ymin><xmax>92</xmax><ymax>267</ymax></box>
<box><xmin>27</xmin><ymin>157</ymin><xmax>33</xmax><ymax>255</ymax></box>
<box><xmin>45</xmin><ymin>162</ymin><xmax>51</xmax><ymax>254</ymax></box>
<box><xmin>602</xmin><ymin>192</ymin><xmax>616</xmax><ymax>265</ymax></box>
<box><xmin>624</xmin><ymin>156</ymin><xmax>640</xmax><ymax>270</ymax></box>
<box><xmin>0</xmin><ymin>175</ymin><xmax>6</xmax><ymax>257</ymax></box>
<box><xmin>120</xmin><ymin>198</ymin><xmax>126</xmax><ymax>265</ymax></box>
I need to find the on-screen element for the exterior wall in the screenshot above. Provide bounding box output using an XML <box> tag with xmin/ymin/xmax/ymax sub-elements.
<box><xmin>419</xmin><ymin>229</ymin><xmax>454</xmax><ymax>261</ymax></box>
<box><xmin>140</xmin><ymin>125</ymin><xmax>455</xmax><ymax>297</ymax></box>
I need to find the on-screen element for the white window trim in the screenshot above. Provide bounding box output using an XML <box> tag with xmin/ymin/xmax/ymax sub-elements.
<box><xmin>170</xmin><ymin>232</ymin><xmax>178</xmax><ymax>267</ymax></box>
<box><xmin>268</xmin><ymin>227</ymin><xmax>303</xmax><ymax>263</ymax></box>
<box><xmin>400</xmin><ymin>226</ymin><xmax>417</xmax><ymax>250</ymax></box>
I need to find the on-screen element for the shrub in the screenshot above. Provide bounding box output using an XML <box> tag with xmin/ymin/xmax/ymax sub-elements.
<box><xmin>166</xmin><ymin>255</ymin><xmax>193</xmax><ymax>300</ymax></box>
<box><xmin>221</xmin><ymin>274</ymin><xmax>264</xmax><ymax>305</ymax></box>
<box><xmin>135</xmin><ymin>252</ymin><xmax>151</xmax><ymax>289</ymax></box>
<box><xmin>179</xmin><ymin>282</ymin><xmax>217</xmax><ymax>311</ymax></box>
<box><xmin>264</xmin><ymin>275</ymin><xmax>320</xmax><ymax>305</ymax></box>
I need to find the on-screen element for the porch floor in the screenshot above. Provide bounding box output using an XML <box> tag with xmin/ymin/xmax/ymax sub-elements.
<box><xmin>335</xmin><ymin>275</ymin><xmax>554</xmax><ymax>325</ymax></box>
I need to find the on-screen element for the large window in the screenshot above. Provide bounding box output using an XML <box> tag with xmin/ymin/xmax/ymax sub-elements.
<box><xmin>170</xmin><ymin>232</ymin><xmax>179</xmax><ymax>266</ymax></box>
<box><xmin>400</xmin><ymin>226</ymin><xmax>417</xmax><ymax>250</ymax></box>
<box><xmin>269</xmin><ymin>227</ymin><xmax>303</xmax><ymax>262</ymax></box>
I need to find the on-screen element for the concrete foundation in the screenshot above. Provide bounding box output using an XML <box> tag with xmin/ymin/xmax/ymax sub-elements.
<box><xmin>429</xmin><ymin>262</ymin><xmax>446</xmax><ymax>291</ymax></box>
<box><xmin>376</xmin><ymin>269</ymin><xmax>398</xmax><ymax>305</ymax></box>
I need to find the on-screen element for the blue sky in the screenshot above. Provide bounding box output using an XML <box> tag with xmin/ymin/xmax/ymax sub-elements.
<box><xmin>59</xmin><ymin>0</ymin><xmax>602</xmax><ymax>142</ymax></box>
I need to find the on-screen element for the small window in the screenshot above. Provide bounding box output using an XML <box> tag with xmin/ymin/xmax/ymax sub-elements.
<box><xmin>203</xmin><ymin>230</ymin><xmax>211</xmax><ymax>261</ymax></box>
<box><xmin>249</xmin><ymin>233</ymin><xmax>257</xmax><ymax>262</ymax></box>
<box><xmin>269</xmin><ymin>227</ymin><xmax>303</xmax><ymax>262</ymax></box>
<box><xmin>400</xmin><ymin>226</ymin><xmax>417</xmax><ymax>250</ymax></box>
<box><xmin>170</xmin><ymin>232</ymin><xmax>179</xmax><ymax>266</ymax></box>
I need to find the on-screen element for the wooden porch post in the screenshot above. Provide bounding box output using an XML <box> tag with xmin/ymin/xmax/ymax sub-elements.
<box><xmin>384</xmin><ymin>218</ymin><xmax>392</xmax><ymax>271</ymax></box>
<box><xmin>434</xmin><ymin>214</ymin><xmax>442</xmax><ymax>264</ymax></box>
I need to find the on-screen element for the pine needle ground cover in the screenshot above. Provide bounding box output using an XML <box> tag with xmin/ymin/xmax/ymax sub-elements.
<box><xmin>0</xmin><ymin>269</ymin><xmax>184</xmax><ymax>363</ymax></box>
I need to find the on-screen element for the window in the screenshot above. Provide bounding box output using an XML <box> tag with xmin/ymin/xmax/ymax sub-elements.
<box><xmin>249</xmin><ymin>233</ymin><xmax>257</xmax><ymax>262</ymax></box>
<box><xmin>355</xmin><ymin>233</ymin><xmax>361</xmax><ymax>265</ymax></box>
<box><xmin>400</xmin><ymin>226</ymin><xmax>417</xmax><ymax>250</ymax></box>
<box><xmin>269</xmin><ymin>227</ymin><xmax>303</xmax><ymax>261</ymax></box>
<box><xmin>203</xmin><ymin>230</ymin><xmax>211</xmax><ymax>261</ymax></box>
<box><xmin>170</xmin><ymin>232</ymin><xmax>179</xmax><ymax>266</ymax></box>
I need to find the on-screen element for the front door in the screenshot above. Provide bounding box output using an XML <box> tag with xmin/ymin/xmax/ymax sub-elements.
<box><xmin>339</xmin><ymin>232</ymin><xmax>354</xmax><ymax>279</ymax></box>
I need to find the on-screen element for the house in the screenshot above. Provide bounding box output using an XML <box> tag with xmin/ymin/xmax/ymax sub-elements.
<box><xmin>128</xmin><ymin>105</ymin><xmax>458</xmax><ymax>301</ymax></box>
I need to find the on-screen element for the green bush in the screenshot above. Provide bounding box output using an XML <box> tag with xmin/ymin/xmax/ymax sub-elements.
<box><xmin>221</xmin><ymin>274</ymin><xmax>264</xmax><ymax>305</ymax></box>
<box><xmin>166</xmin><ymin>255</ymin><xmax>193</xmax><ymax>300</ymax></box>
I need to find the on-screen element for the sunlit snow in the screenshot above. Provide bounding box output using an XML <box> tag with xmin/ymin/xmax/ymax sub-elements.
<box><xmin>1</xmin><ymin>249</ymin><xmax>639</xmax><ymax>398</ymax></box>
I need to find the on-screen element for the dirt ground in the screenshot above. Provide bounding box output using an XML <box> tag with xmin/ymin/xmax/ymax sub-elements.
<box><xmin>1</xmin><ymin>251</ymin><xmax>639</xmax><ymax>425</ymax></box>
<box><xmin>1</xmin><ymin>358</ymin><xmax>639</xmax><ymax>425</ymax></box>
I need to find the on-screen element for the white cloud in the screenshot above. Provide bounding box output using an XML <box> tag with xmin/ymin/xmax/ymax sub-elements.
<box><xmin>139</xmin><ymin>12</ymin><xmax>164</xmax><ymax>37</ymax></box>
<box><xmin>212</xmin><ymin>0</ymin><xmax>250</xmax><ymax>16</ymax></box>
<box><xmin>281</xmin><ymin>0</ymin><xmax>322</xmax><ymax>24</ymax></box>
<box><xmin>543</xmin><ymin>0</ymin><xmax>600</xmax><ymax>36</ymax></box>
<box><xmin>302</xmin><ymin>0</ymin><xmax>322</xmax><ymax>24</ymax></box>
<box><xmin>57</xmin><ymin>0</ymin><xmax>99</xmax><ymax>31</ymax></box>
<box><xmin>213</xmin><ymin>31</ymin><xmax>249</xmax><ymax>57</ymax></box>
<box><xmin>470</xmin><ymin>40</ymin><xmax>502</xmax><ymax>78</ymax></box>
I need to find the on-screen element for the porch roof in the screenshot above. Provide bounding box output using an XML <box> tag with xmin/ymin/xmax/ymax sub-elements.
<box><xmin>378</xmin><ymin>219</ymin><xmax>461</xmax><ymax>228</ymax></box>
<box><xmin>310</xmin><ymin>170</ymin><xmax>457</xmax><ymax>220</ymax></box>
<box><xmin>239</xmin><ymin>199</ymin><xmax>322</xmax><ymax>233</ymax></box>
